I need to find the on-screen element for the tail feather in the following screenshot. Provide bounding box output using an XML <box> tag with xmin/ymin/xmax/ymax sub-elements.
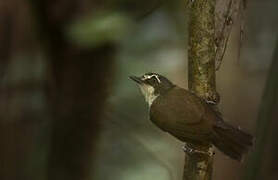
<box><xmin>212</xmin><ymin>121</ymin><xmax>254</xmax><ymax>161</ymax></box>
<box><xmin>212</xmin><ymin>135</ymin><xmax>243</xmax><ymax>161</ymax></box>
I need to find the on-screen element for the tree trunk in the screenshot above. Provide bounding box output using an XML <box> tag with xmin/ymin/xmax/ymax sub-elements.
<box><xmin>29</xmin><ymin>1</ymin><xmax>116</xmax><ymax>180</ymax></box>
<box><xmin>184</xmin><ymin>0</ymin><xmax>218</xmax><ymax>179</ymax></box>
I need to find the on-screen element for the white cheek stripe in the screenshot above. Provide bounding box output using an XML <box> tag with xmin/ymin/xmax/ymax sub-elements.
<box><xmin>142</xmin><ymin>74</ymin><xmax>161</xmax><ymax>83</ymax></box>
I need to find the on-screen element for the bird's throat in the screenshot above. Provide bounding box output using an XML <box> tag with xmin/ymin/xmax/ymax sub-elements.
<box><xmin>145</xmin><ymin>93</ymin><xmax>159</xmax><ymax>107</ymax></box>
<box><xmin>139</xmin><ymin>84</ymin><xmax>159</xmax><ymax>107</ymax></box>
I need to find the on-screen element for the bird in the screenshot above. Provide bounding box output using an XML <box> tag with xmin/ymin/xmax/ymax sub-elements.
<box><xmin>129</xmin><ymin>72</ymin><xmax>254</xmax><ymax>161</ymax></box>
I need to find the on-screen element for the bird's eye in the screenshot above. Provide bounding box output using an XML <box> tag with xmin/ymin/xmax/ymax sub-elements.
<box><xmin>150</xmin><ymin>77</ymin><xmax>156</xmax><ymax>83</ymax></box>
<box><xmin>147</xmin><ymin>76</ymin><xmax>158</xmax><ymax>84</ymax></box>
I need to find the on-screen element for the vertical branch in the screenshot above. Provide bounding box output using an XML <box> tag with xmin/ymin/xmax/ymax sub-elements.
<box><xmin>184</xmin><ymin>0</ymin><xmax>218</xmax><ymax>179</ymax></box>
<box><xmin>187</xmin><ymin>0</ymin><xmax>218</xmax><ymax>103</ymax></box>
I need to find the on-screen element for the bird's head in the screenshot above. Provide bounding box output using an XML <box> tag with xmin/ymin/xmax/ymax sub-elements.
<box><xmin>129</xmin><ymin>72</ymin><xmax>175</xmax><ymax>106</ymax></box>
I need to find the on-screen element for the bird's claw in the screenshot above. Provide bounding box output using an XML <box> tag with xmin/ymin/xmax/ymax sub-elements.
<box><xmin>205</xmin><ymin>100</ymin><xmax>217</xmax><ymax>105</ymax></box>
<box><xmin>182</xmin><ymin>144</ymin><xmax>215</xmax><ymax>156</ymax></box>
<box><xmin>182</xmin><ymin>145</ymin><xmax>193</xmax><ymax>154</ymax></box>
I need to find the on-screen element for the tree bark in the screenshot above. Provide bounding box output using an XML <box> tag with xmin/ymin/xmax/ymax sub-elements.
<box><xmin>184</xmin><ymin>0</ymin><xmax>218</xmax><ymax>179</ymax></box>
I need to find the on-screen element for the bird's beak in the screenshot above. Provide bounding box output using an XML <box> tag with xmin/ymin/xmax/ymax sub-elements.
<box><xmin>129</xmin><ymin>76</ymin><xmax>143</xmax><ymax>84</ymax></box>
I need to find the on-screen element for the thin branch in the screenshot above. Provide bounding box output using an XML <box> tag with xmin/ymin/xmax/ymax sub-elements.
<box><xmin>215</xmin><ymin>0</ymin><xmax>245</xmax><ymax>71</ymax></box>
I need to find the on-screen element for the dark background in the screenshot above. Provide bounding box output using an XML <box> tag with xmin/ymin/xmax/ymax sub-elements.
<box><xmin>0</xmin><ymin>0</ymin><xmax>277</xmax><ymax>180</ymax></box>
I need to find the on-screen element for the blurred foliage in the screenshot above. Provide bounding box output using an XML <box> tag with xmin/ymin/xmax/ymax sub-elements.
<box><xmin>68</xmin><ymin>12</ymin><xmax>134</xmax><ymax>47</ymax></box>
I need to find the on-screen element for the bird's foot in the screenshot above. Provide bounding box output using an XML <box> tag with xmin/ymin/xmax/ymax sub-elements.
<box><xmin>205</xmin><ymin>100</ymin><xmax>217</xmax><ymax>105</ymax></box>
<box><xmin>182</xmin><ymin>144</ymin><xmax>194</xmax><ymax>154</ymax></box>
<box><xmin>182</xmin><ymin>144</ymin><xmax>215</xmax><ymax>156</ymax></box>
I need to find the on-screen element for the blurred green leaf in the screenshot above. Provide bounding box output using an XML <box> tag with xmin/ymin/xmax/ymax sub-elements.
<box><xmin>67</xmin><ymin>12</ymin><xmax>133</xmax><ymax>47</ymax></box>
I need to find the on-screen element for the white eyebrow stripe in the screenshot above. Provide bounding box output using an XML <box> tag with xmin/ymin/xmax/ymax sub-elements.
<box><xmin>142</xmin><ymin>74</ymin><xmax>161</xmax><ymax>83</ymax></box>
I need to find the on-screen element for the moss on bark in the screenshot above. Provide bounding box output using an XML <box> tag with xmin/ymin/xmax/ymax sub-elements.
<box><xmin>183</xmin><ymin>0</ymin><xmax>218</xmax><ymax>180</ymax></box>
<box><xmin>187</xmin><ymin>0</ymin><xmax>219</xmax><ymax>103</ymax></box>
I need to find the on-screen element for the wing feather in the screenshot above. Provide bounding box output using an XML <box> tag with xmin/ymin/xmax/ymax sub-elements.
<box><xmin>150</xmin><ymin>87</ymin><xmax>215</xmax><ymax>143</ymax></box>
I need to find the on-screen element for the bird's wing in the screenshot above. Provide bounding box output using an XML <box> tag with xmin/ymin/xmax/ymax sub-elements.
<box><xmin>150</xmin><ymin>87</ymin><xmax>215</xmax><ymax>142</ymax></box>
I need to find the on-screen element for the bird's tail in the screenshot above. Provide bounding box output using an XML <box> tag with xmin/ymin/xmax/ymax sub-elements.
<box><xmin>212</xmin><ymin>121</ymin><xmax>254</xmax><ymax>161</ymax></box>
